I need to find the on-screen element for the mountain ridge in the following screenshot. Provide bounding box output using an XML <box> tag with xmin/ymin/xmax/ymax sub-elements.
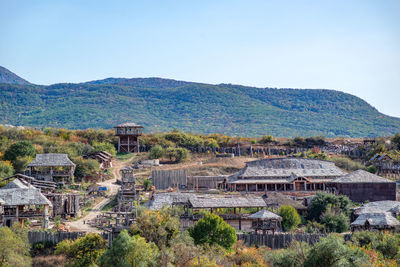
<box><xmin>0</xmin><ymin>66</ymin><xmax>399</xmax><ymax>137</ymax></box>
<box><xmin>0</xmin><ymin>66</ymin><xmax>31</xmax><ymax>85</ymax></box>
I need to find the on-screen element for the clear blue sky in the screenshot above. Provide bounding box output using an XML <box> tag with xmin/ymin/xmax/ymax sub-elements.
<box><xmin>1</xmin><ymin>0</ymin><xmax>399</xmax><ymax>117</ymax></box>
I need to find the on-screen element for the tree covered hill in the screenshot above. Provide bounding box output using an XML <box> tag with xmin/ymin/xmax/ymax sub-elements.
<box><xmin>0</xmin><ymin>67</ymin><xmax>399</xmax><ymax>137</ymax></box>
<box><xmin>0</xmin><ymin>66</ymin><xmax>31</xmax><ymax>85</ymax></box>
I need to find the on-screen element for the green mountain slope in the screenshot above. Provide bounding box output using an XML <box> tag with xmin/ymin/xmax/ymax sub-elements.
<box><xmin>0</xmin><ymin>66</ymin><xmax>31</xmax><ymax>85</ymax></box>
<box><xmin>0</xmin><ymin>68</ymin><xmax>399</xmax><ymax>137</ymax></box>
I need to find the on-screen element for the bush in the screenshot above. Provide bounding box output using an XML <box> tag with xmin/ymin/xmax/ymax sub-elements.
<box><xmin>73</xmin><ymin>157</ymin><xmax>100</xmax><ymax>180</ymax></box>
<box><xmin>165</xmin><ymin>147</ymin><xmax>190</xmax><ymax>163</ymax></box>
<box><xmin>131</xmin><ymin>208</ymin><xmax>180</xmax><ymax>248</ymax></box>
<box><xmin>92</xmin><ymin>142</ymin><xmax>117</xmax><ymax>156</ymax></box>
<box><xmin>55</xmin><ymin>233</ymin><xmax>106</xmax><ymax>267</ymax></box>
<box><xmin>3</xmin><ymin>140</ymin><xmax>36</xmax><ymax>162</ymax></box>
<box><xmin>320</xmin><ymin>207</ymin><xmax>349</xmax><ymax>233</ymax></box>
<box><xmin>259</xmin><ymin>135</ymin><xmax>275</xmax><ymax>144</ymax></box>
<box><xmin>189</xmin><ymin>213</ymin><xmax>237</xmax><ymax>250</ymax></box>
<box><xmin>99</xmin><ymin>230</ymin><xmax>160</xmax><ymax>267</ymax></box>
<box><xmin>149</xmin><ymin>145</ymin><xmax>164</xmax><ymax>159</ymax></box>
<box><xmin>0</xmin><ymin>160</ymin><xmax>14</xmax><ymax>180</ymax></box>
<box><xmin>305</xmin><ymin>235</ymin><xmax>369</xmax><ymax>267</ymax></box>
<box><xmin>308</xmin><ymin>192</ymin><xmax>351</xmax><ymax>222</ymax></box>
<box><xmin>279</xmin><ymin>205</ymin><xmax>301</xmax><ymax>231</ymax></box>
<box><xmin>143</xmin><ymin>179</ymin><xmax>152</xmax><ymax>191</ymax></box>
<box><xmin>329</xmin><ymin>156</ymin><xmax>365</xmax><ymax>171</ymax></box>
<box><xmin>0</xmin><ymin>227</ymin><xmax>31</xmax><ymax>267</ymax></box>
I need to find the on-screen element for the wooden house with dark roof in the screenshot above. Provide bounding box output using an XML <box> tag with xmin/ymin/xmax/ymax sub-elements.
<box><xmin>327</xmin><ymin>170</ymin><xmax>396</xmax><ymax>202</ymax></box>
<box><xmin>226</xmin><ymin>158</ymin><xmax>345</xmax><ymax>192</ymax></box>
<box><xmin>0</xmin><ymin>178</ymin><xmax>52</xmax><ymax>228</ymax></box>
<box><xmin>26</xmin><ymin>153</ymin><xmax>75</xmax><ymax>182</ymax></box>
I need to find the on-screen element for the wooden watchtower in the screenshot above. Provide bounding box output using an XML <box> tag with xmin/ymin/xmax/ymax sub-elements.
<box><xmin>114</xmin><ymin>123</ymin><xmax>143</xmax><ymax>153</ymax></box>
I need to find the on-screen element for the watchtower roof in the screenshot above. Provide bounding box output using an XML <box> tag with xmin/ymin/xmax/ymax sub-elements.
<box><xmin>114</xmin><ymin>123</ymin><xmax>143</xmax><ymax>128</ymax></box>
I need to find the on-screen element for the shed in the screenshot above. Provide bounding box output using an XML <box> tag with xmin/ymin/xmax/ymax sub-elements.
<box><xmin>351</xmin><ymin>212</ymin><xmax>400</xmax><ymax>232</ymax></box>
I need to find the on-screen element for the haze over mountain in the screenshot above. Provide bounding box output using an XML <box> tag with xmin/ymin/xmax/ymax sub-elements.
<box><xmin>1</xmin><ymin>66</ymin><xmax>399</xmax><ymax>137</ymax></box>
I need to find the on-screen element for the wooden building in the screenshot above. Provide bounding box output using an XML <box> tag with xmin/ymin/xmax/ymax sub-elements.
<box><xmin>84</xmin><ymin>151</ymin><xmax>113</xmax><ymax>169</ymax></box>
<box><xmin>114</xmin><ymin>123</ymin><xmax>143</xmax><ymax>153</ymax></box>
<box><xmin>351</xmin><ymin>212</ymin><xmax>400</xmax><ymax>232</ymax></box>
<box><xmin>226</xmin><ymin>158</ymin><xmax>345</xmax><ymax>192</ymax></box>
<box><xmin>26</xmin><ymin>153</ymin><xmax>75</xmax><ymax>182</ymax></box>
<box><xmin>327</xmin><ymin>170</ymin><xmax>396</xmax><ymax>202</ymax></box>
<box><xmin>369</xmin><ymin>154</ymin><xmax>400</xmax><ymax>178</ymax></box>
<box><xmin>0</xmin><ymin>178</ymin><xmax>52</xmax><ymax>228</ymax></box>
<box><xmin>247</xmin><ymin>209</ymin><xmax>282</xmax><ymax>234</ymax></box>
<box><xmin>146</xmin><ymin>192</ymin><xmax>268</xmax><ymax>231</ymax></box>
<box><xmin>117</xmin><ymin>166</ymin><xmax>140</xmax><ymax>226</ymax></box>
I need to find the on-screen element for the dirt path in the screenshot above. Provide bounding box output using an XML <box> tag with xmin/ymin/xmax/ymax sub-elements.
<box><xmin>66</xmin><ymin>159</ymin><xmax>130</xmax><ymax>232</ymax></box>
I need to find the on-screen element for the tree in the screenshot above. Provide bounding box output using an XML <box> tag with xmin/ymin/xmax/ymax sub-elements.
<box><xmin>391</xmin><ymin>133</ymin><xmax>400</xmax><ymax>150</ymax></box>
<box><xmin>367</xmin><ymin>165</ymin><xmax>377</xmax><ymax>174</ymax></box>
<box><xmin>304</xmin><ymin>235</ymin><xmax>369</xmax><ymax>267</ymax></box>
<box><xmin>12</xmin><ymin>156</ymin><xmax>33</xmax><ymax>173</ymax></box>
<box><xmin>279</xmin><ymin>205</ymin><xmax>301</xmax><ymax>231</ymax></box>
<box><xmin>189</xmin><ymin>213</ymin><xmax>237</xmax><ymax>250</ymax></box>
<box><xmin>308</xmin><ymin>192</ymin><xmax>351</xmax><ymax>222</ymax></box>
<box><xmin>55</xmin><ymin>233</ymin><xmax>106</xmax><ymax>267</ymax></box>
<box><xmin>259</xmin><ymin>135</ymin><xmax>275</xmax><ymax>144</ymax></box>
<box><xmin>149</xmin><ymin>145</ymin><xmax>164</xmax><ymax>159</ymax></box>
<box><xmin>142</xmin><ymin>179</ymin><xmax>152</xmax><ymax>191</ymax></box>
<box><xmin>320</xmin><ymin>206</ymin><xmax>349</xmax><ymax>233</ymax></box>
<box><xmin>131</xmin><ymin>208</ymin><xmax>180</xmax><ymax>249</ymax></box>
<box><xmin>4</xmin><ymin>141</ymin><xmax>36</xmax><ymax>162</ymax></box>
<box><xmin>92</xmin><ymin>142</ymin><xmax>117</xmax><ymax>156</ymax></box>
<box><xmin>0</xmin><ymin>161</ymin><xmax>14</xmax><ymax>179</ymax></box>
<box><xmin>99</xmin><ymin>230</ymin><xmax>160</xmax><ymax>267</ymax></box>
<box><xmin>165</xmin><ymin>147</ymin><xmax>190</xmax><ymax>163</ymax></box>
<box><xmin>73</xmin><ymin>157</ymin><xmax>100</xmax><ymax>180</ymax></box>
<box><xmin>0</xmin><ymin>227</ymin><xmax>31</xmax><ymax>267</ymax></box>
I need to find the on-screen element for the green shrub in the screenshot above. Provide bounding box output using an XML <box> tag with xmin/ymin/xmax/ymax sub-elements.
<box><xmin>149</xmin><ymin>145</ymin><xmax>164</xmax><ymax>159</ymax></box>
<box><xmin>279</xmin><ymin>205</ymin><xmax>301</xmax><ymax>231</ymax></box>
<box><xmin>189</xmin><ymin>213</ymin><xmax>237</xmax><ymax>250</ymax></box>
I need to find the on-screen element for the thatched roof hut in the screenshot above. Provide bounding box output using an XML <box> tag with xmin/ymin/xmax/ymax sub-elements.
<box><xmin>248</xmin><ymin>209</ymin><xmax>282</xmax><ymax>221</ymax></box>
<box><xmin>351</xmin><ymin>212</ymin><xmax>400</xmax><ymax>231</ymax></box>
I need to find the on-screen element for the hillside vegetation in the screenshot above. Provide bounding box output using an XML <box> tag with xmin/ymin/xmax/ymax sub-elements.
<box><xmin>1</xmin><ymin>68</ymin><xmax>400</xmax><ymax>137</ymax></box>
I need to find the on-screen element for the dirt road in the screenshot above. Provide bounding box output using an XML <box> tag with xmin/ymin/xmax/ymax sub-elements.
<box><xmin>66</xmin><ymin>159</ymin><xmax>129</xmax><ymax>232</ymax></box>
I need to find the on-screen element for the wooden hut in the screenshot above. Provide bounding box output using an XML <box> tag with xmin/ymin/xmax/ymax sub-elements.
<box><xmin>0</xmin><ymin>179</ymin><xmax>52</xmax><ymax>228</ymax></box>
<box><xmin>248</xmin><ymin>209</ymin><xmax>282</xmax><ymax>234</ymax></box>
<box><xmin>351</xmin><ymin>212</ymin><xmax>400</xmax><ymax>232</ymax></box>
<box><xmin>26</xmin><ymin>153</ymin><xmax>75</xmax><ymax>182</ymax></box>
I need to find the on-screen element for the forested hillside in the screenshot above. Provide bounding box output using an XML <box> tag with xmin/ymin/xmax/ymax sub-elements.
<box><xmin>1</xmin><ymin>68</ymin><xmax>399</xmax><ymax>137</ymax></box>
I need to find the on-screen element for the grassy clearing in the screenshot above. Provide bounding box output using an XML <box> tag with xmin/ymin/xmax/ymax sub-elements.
<box><xmin>115</xmin><ymin>153</ymin><xmax>136</xmax><ymax>161</ymax></box>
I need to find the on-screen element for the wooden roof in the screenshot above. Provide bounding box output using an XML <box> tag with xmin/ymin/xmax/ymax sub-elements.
<box><xmin>248</xmin><ymin>209</ymin><xmax>282</xmax><ymax>220</ymax></box>
<box><xmin>332</xmin><ymin>170</ymin><xmax>395</xmax><ymax>184</ymax></box>
<box><xmin>27</xmin><ymin>154</ymin><xmax>75</xmax><ymax>167</ymax></box>
<box><xmin>0</xmin><ymin>187</ymin><xmax>52</xmax><ymax>206</ymax></box>
<box><xmin>228</xmin><ymin>158</ymin><xmax>344</xmax><ymax>182</ymax></box>
<box><xmin>189</xmin><ymin>195</ymin><xmax>267</xmax><ymax>209</ymax></box>
<box><xmin>114</xmin><ymin>122</ymin><xmax>143</xmax><ymax>128</ymax></box>
<box><xmin>351</xmin><ymin>212</ymin><xmax>400</xmax><ymax>227</ymax></box>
